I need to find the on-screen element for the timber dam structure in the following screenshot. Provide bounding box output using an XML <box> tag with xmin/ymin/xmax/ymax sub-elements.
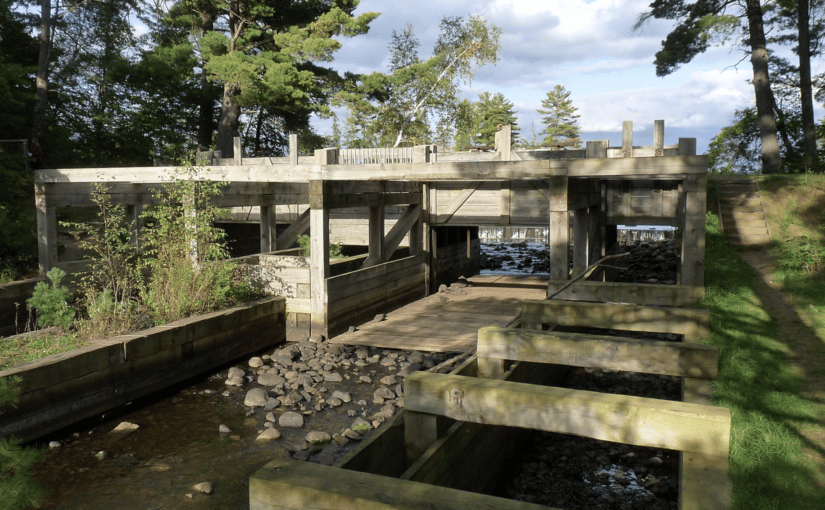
<box><xmin>22</xmin><ymin>120</ymin><xmax>728</xmax><ymax>509</ymax></box>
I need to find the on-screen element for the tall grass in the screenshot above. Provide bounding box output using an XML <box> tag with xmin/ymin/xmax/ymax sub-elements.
<box><xmin>702</xmin><ymin>212</ymin><xmax>825</xmax><ymax>509</ymax></box>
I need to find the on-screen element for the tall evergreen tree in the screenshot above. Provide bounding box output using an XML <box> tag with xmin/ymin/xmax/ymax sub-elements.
<box><xmin>537</xmin><ymin>85</ymin><xmax>580</xmax><ymax>146</ymax></box>
<box><xmin>194</xmin><ymin>0</ymin><xmax>378</xmax><ymax>158</ymax></box>
<box><xmin>474</xmin><ymin>91</ymin><xmax>519</xmax><ymax>146</ymax></box>
<box><xmin>636</xmin><ymin>0</ymin><xmax>782</xmax><ymax>173</ymax></box>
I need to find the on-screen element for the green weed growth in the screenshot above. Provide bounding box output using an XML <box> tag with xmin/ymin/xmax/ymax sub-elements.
<box><xmin>25</xmin><ymin>268</ymin><xmax>74</xmax><ymax>330</ymax></box>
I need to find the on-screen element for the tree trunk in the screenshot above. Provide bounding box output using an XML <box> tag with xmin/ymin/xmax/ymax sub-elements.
<box><xmin>745</xmin><ymin>0</ymin><xmax>782</xmax><ymax>174</ymax></box>
<box><xmin>217</xmin><ymin>83</ymin><xmax>240</xmax><ymax>158</ymax></box>
<box><xmin>33</xmin><ymin>0</ymin><xmax>51</xmax><ymax>142</ymax></box>
<box><xmin>797</xmin><ymin>0</ymin><xmax>819</xmax><ymax>173</ymax></box>
<box><xmin>197</xmin><ymin>9</ymin><xmax>215</xmax><ymax>151</ymax></box>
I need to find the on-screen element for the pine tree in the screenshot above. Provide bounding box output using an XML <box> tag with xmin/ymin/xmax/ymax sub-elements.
<box><xmin>537</xmin><ymin>85</ymin><xmax>580</xmax><ymax>146</ymax></box>
<box><xmin>474</xmin><ymin>92</ymin><xmax>519</xmax><ymax>146</ymax></box>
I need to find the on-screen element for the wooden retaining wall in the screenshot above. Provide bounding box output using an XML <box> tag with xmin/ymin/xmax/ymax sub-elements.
<box><xmin>325</xmin><ymin>254</ymin><xmax>427</xmax><ymax>337</ymax></box>
<box><xmin>0</xmin><ymin>297</ymin><xmax>285</xmax><ymax>442</ymax></box>
<box><xmin>0</xmin><ymin>278</ymin><xmax>41</xmax><ymax>337</ymax></box>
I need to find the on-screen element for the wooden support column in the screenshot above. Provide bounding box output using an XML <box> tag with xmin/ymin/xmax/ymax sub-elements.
<box><xmin>681</xmin><ymin>174</ymin><xmax>707</xmax><ymax>287</ymax></box>
<box><xmin>409</xmin><ymin>185</ymin><xmax>423</xmax><ymax>257</ymax></box>
<box><xmin>495</xmin><ymin>124</ymin><xmax>512</xmax><ymax>161</ymax></box>
<box><xmin>500</xmin><ymin>182</ymin><xmax>511</xmax><ymax>225</ymax></box>
<box><xmin>422</xmin><ymin>183</ymin><xmax>431</xmax><ymax>294</ymax></box>
<box><xmin>572</xmin><ymin>207</ymin><xmax>588</xmax><ymax>277</ymax></box>
<box><xmin>679</xmin><ymin>138</ymin><xmax>697</xmax><ymax>156</ymax></box>
<box><xmin>547</xmin><ymin>176</ymin><xmax>569</xmax><ymax>283</ymax></box>
<box><xmin>586</xmin><ymin>140</ymin><xmax>608</xmax><ymax>159</ymax></box>
<box><xmin>654</xmin><ymin>120</ymin><xmax>665</xmax><ymax>156</ymax></box>
<box><xmin>587</xmin><ymin>204</ymin><xmax>602</xmax><ymax>269</ymax></box>
<box><xmin>233</xmin><ymin>136</ymin><xmax>242</xmax><ymax>166</ymax></box>
<box><xmin>404</xmin><ymin>410</ymin><xmax>439</xmax><ymax>464</ymax></box>
<box><xmin>35</xmin><ymin>182</ymin><xmax>57</xmax><ymax>273</ymax></box>
<box><xmin>289</xmin><ymin>133</ymin><xmax>298</xmax><ymax>166</ymax></box>
<box><xmin>622</xmin><ymin>121</ymin><xmax>633</xmax><ymax>158</ymax></box>
<box><xmin>365</xmin><ymin>204</ymin><xmax>385</xmax><ymax>267</ymax></box>
<box><xmin>309</xmin><ymin>180</ymin><xmax>330</xmax><ymax>339</ymax></box>
<box><xmin>260</xmin><ymin>204</ymin><xmax>276</xmax><ymax>253</ymax></box>
<box><xmin>412</xmin><ymin>144</ymin><xmax>431</xmax><ymax>163</ymax></box>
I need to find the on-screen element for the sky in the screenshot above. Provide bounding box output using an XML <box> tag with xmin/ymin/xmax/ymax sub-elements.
<box><xmin>323</xmin><ymin>0</ymin><xmax>819</xmax><ymax>154</ymax></box>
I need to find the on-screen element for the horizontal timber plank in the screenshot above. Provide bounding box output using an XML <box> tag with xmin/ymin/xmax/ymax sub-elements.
<box><xmin>249</xmin><ymin>456</ymin><xmax>555</xmax><ymax>510</ymax></box>
<box><xmin>521</xmin><ymin>300</ymin><xmax>711</xmax><ymax>338</ymax></box>
<box><xmin>326</xmin><ymin>255</ymin><xmax>425</xmax><ymax>290</ymax></box>
<box><xmin>405</xmin><ymin>372</ymin><xmax>730</xmax><ymax>456</ymax></box>
<box><xmin>477</xmin><ymin>327</ymin><xmax>718</xmax><ymax>378</ymax></box>
<box><xmin>545</xmin><ymin>281</ymin><xmax>705</xmax><ymax>306</ymax></box>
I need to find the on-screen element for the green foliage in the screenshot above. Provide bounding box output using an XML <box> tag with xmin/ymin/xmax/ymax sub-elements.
<box><xmin>779</xmin><ymin>234</ymin><xmax>825</xmax><ymax>276</ymax></box>
<box><xmin>702</xmin><ymin>211</ymin><xmax>825</xmax><ymax>509</ymax></box>
<box><xmin>60</xmin><ymin>184</ymin><xmax>144</xmax><ymax>338</ymax></box>
<box><xmin>537</xmin><ymin>85</ymin><xmax>580</xmax><ymax>146</ymax></box>
<box><xmin>0</xmin><ymin>377</ymin><xmax>47</xmax><ymax>510</ymax></box>
<box><xmin>337</xmin><ymin>15</ymin><xmax>501</xmax><ymax>149</ymax></box>
<box><xmin>0</xmin><ymin>145</ymin><xmax>37</xmax><ymax>279</ymax></box>
<box><xmin>474</xmin><ymin>92</ymin><xmax>519</xmax><ymax>147</ymax></box>
<box><xmin>138</xmin><ymin>168</ymin><xmax>237</xmax><ymax>324</ymax></box>
<box><xmin>708</xmin><ymin>108</ymin><xmax>761</xmax><ymax>174</ymax></box>
<box><xmin>27</xmin><ymin>268</ymin><xmax>74</xmax><ymax>330</ymax></box>
<box><xmin>296</xmin><ymin>234</ymin><xmax>344</xmax><ymax>258</ymax></box>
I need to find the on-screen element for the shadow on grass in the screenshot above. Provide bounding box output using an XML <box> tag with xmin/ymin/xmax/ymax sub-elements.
<box><xmin>703</xmin><ymin>221</ymin><xmax>825</xmax><ymax>509</ymax></box>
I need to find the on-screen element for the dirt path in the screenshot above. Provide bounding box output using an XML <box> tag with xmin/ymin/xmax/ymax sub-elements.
<box><xmin>738</xmin><ymin>249</ymin><xmax>825</xmax><ymax>485</ymax></box>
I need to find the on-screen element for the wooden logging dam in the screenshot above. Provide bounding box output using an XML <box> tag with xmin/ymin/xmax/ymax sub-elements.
<box><xmin>22</xmin><ymin>120</ymin><xmax>728</xmax><ymax>509</ymax></box>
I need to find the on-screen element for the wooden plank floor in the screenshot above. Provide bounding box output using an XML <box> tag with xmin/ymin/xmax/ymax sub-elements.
<box><xmin>329</xmin><ymin>275</ymin><xmax>548</xmax><ymax>352</ymax></box>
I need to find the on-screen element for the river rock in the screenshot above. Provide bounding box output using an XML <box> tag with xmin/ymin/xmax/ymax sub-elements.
<box><xmin>258</xmin><ymin>373</ymin><xmax>286</xmax><ymax>386</ymax></box>
<box><xmin>323</xmin><ymin>372</ymin><xmax>343</xmax><ymax>382</ymax></box>
<box><xmin>279</xmin><ymin>411</ymin><xmax>304</xmax><ymax>428</ymax></box>
<box><xmin>374</xmin><ymin>386</ymin><xmax>395</xmax><ymax>400</ymax></box>
<box><xmin>305</xmin><ymin>431</ymin><xmax>331</xmax><ymax>445</ymax></box>
<box><xmin>110</xmin><ymin>421</ymin><xmax>139</xmax><ymax>435</ymax></box>
<box><xmin>351</xmin><ymin>417</ymin><xmax>371</xmax><ymax>433</ymax></box>
<box><xmin>192</xmin><ymin>482</ymin><xmax>214</xmax><ymax>494</ymax></box>
<box><xmin>244</xmin><ymin>388</ymin><xmax>269</xmax><ymax>407</ymax></box>
<box><xmin>248</xmin><ymin>357</ymin><xmax>264</xmax><ymax>368</ymax></box>
<box><xmin>255</xmin><ymin>428</ymin><xmax>282</xmax><ymax>444</ymax></box>
<box><xmin>379</xmin><ymin>375</ymin><xmax>397</xmax><ymax>385</ymax></box>
<box><xmin>331</xmin><ymin>390</ymin><xmax>352</xmax><ymax>402</ymax></box>
<box><xmin>218</xmin><ymin>424</ymin><xmax>231</xmax><ymax>434</ymax></box>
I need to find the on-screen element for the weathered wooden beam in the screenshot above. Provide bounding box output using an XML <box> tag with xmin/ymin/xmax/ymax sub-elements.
<box><xmin>622</xmin><ymin>121</ymin><xmax>633</xmax><ymax>157</ymax></box>
<box><xmin>435</xmin><ymin>184</ymin><xmax>479</xmax><ymax>223</ymax></box>
<box><xmin>323</xmin><ymin>191</ymin><xmax>421</xmax><ymax>209</ymax></box>
<box><xmin>275</xmin><ymin>207</ymin><xmax>310</xmax><ymax>251</ymax></box>
<box><xmin>35</xmin><ymin>183</ymin><xmax>57</xmax><ymax>273</ymax></box>
<box><xmin>521</xmin><ymin>300</ymin><xmax>711</xmax><ymax>339</ymax></box>
<box><xmin>404</xmin><ymin>372</ymin><xmax>730</xmax><ymax>456</ymax></box>
<box><xmin>382</xmin><ymin>204</ymin><xmax>422</xmax><ymax>263</ymax></box>
<box><xmin>309</xmin><ymin>180</ymin><xmax>329</xmax><ymax>338</ymax></box>
<box><xmin>544</xmin><ymin>280</ymin><xmax>705</xmax><ymax>307</ymax></box>
<box><xmin>362</xmin><ymin>205</ymin><xmax>385</xmax><ymax>268</ymax></box>
<box><xmin>654</xmin><ymin>120</ymin><xmax>665</xmax><ymax>156</ymax></box>
<box><xmin>249</xmin><ymin>456</ymin><xmax>554</xmax><ymax>510</ymax></box>
<box><xmin>477</xmin><ymin>326</ymin><xmax>718</xmax><ymax>378</ymax></box>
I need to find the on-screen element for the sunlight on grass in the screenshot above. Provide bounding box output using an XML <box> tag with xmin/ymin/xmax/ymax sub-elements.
<box><xmin>0</xmin><ymin>332</ymin><xmax>87</xmax><ymax>370</ymax></box>
<box><xmin>703</xmin><ymin>214</ymin><xmax>825</xmax><ymax>510</ymax></box>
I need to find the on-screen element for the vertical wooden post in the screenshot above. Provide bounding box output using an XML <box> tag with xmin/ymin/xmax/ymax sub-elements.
<box><xmin>35</xmin><ymin>182</ymin><xmax>57</xmax><ymax>274</ymax></box>
<box><xmin>233</xmin><ymin>136</ymin><xmax>242</xmax><ymax>166</ymax></box>
<box><xmin>572</xmin><ymin>208</ymin><xmax>588</xmax><ymax>277</ymax></box>
<box><xmin>404</xmin><ymin>411</ymin><xmax>439</xmax><ymax>464</ymax></box>
<box><xmin>412</xmin><ymin>145</ymin><xmax>430</xmax><ymax>163</ymax></box>
<box><xmin>548</xmin><ymin>176</ymin><xmax>569</xmax><ymax>283</ymax></box>
<box><xmin>421</xmin><ymin>183</ymin><xmax>431</xmax><ymax>294</ymax></box>
<box><xmin>309</xmin><ymin>180</ymin><xmax>330</xmax><ymax>339</ymax></box>
<box><xmin>654</xmin><ymin>120</ymin><xmax>665</xmax><ymax>156</ymax></box>
<box><xmin>679</xmin><ymin>138</ymin><xmax>697</xmax><ymax>156</ymax></box>
<box><xmin>681</xmin><ymin>174</ymin><xmax>707</xmax><ymax>287</ymax></box>
<box><xmin>289</xmin><ymin>133</ymin><xmax>299</xmax><ymax>166</ymax></box>
<box><xmin>500</xmin><ymin>182</ymin><xmax>511</xmax><ymax>225</ymax></box>
<box><xmin>586</xmin><ymin>140</ymin><xmax>608</xmax><ymax>159</ymax></box>
<box><xmin>260</xmin><ymin>204</ymin><xmax>275</xmax><ymax>253</ymax></box>
<box><xmin>315</xmin><ymin>147</ymin><xmax>339</xmax><ymax>165</ymax></box>
<box><xmin>622</xmin><ymin>121</ymin><xmax>633</xmax><ymax>158</ymax></box>
<box><xmin>367</xmin><ymin>204</ymin><xmax>385</xmax><ymax>265</ymax></box>
<box><xmin>495</xmin><ymin>124</ymin><xmax>512</xmax><ymax>161</ymax></box>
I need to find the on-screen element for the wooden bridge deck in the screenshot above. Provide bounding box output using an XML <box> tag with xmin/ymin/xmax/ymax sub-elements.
<box><xmin>329</xmin><ymin>275</ymin><xmax>548</xmax><ymax>352</ymax></box>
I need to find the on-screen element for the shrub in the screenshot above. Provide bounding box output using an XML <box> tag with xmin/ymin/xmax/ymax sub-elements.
<box><xmin>26</xmin><ymin>268</ymin><xmax>74</xmax><ymax>330</ymax></box>
<box><xmin>138</xmin><ymin>169</ymin><xmax>237</xmax><ymax>324</ymax></box>
<box><xmin>0</xmin><ymin>376</ymin><xmax>47</xmax><ymax>509</ymax></box>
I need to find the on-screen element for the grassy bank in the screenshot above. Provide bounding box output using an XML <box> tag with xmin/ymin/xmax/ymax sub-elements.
<box><xmin>703</xmin><ymin>176</ymin><xmax>825</xmax><ymax>509</ymax></box>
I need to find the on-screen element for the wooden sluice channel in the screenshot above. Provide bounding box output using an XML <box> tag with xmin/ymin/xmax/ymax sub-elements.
<box><xmin>249</xmin><ymin>281</ymin><xmax>732</xmax><ymax>510</ymax></box>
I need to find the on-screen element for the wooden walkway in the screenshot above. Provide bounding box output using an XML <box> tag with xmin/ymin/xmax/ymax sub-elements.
<box><xmin>329</xmin><ymin>275</ymin><xmax>547</xmax><ymax>352</ymax></box>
